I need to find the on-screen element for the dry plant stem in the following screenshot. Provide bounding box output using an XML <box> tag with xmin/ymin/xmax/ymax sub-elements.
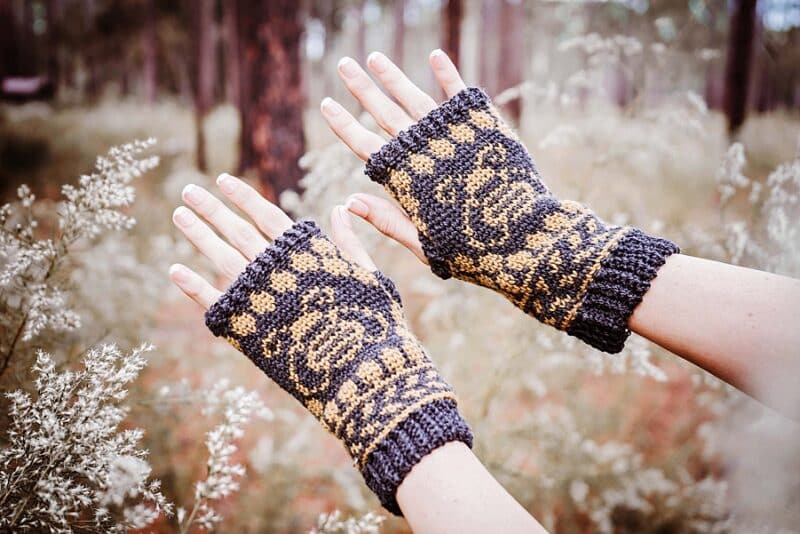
<box><xmin>1</xmin><ymin>235</ymin><xmax>64</xmax><ymax>376</ymax></box>
<box><xmin>1</xmin><ymin>312</ymin><xmax>27</xmax><ymax>376</ymax></box>
<box><xmin>396</xmin><ymin>442</ymin><xmax>546</xmax><ymax>533</ymax></box>
<box><xmin>180</xmin><ymin>498</ymin><xmax>202</xmax><ymax>534</ymax></box>
<box><xmin>631</xmin><ymin>254</ymin><xmax>800</xmax><ymax>418</ymax></box>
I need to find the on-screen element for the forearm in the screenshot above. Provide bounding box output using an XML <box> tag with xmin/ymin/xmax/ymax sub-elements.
<box><xmin>397</xmin><ymin>442</ymin><xmax>546</xmax><ymax>534</ymax></box>
<box><xmin>630</xmin><ymin>254</ymin><xmax>800</xmax><ymax>417</ymax></box>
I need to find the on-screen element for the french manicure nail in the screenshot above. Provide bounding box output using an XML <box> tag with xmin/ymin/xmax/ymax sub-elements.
<box><xmin>430</xmin><ymin>48</ymin><xmax>447</xmax><ymax>68</ymax></box>
<box><xmin>182</xmin><ymin>184</ymin><xmax>202</xmax><ymax>203</ymax></box>
<box><xmin>345</xmin><ymin>196</ymin><xmax>369</xmax><ymax>217</ymax></box>
<box><xmin>338</xmin><ymin>57</ymin><xmax>359</xmax><ymax>78</ymax></box>
<box><xmin>338</xmin><ymin>205</ymin><xmax>352</xmax><ymax>228</ymax></box>
<box><xmin>321</xmin><ymin>97</ymin><xmax>341</xmax><ymax>116</ymax></box>
<box><xmin>169</xmin><ymin>264</ymin><xmax>188</xmax><ymax>282</ymax></box>
<box><xmin>217</xmin><ymin>173</ymin><xmax>236</xmax><ymax>194</ymax></box>
<box><xmin>173</xmin><ymin>206</ymin><xmax>193</xmax><ymax>226</ymax></box>
<box><xmin>367</xmin><ymin>51</ymin><xmax>388</xmax><ymax>73</ymax></box>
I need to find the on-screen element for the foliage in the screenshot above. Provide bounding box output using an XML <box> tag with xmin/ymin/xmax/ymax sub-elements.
<box><xmin>0</xmin><ymin>139</ymin><xmax>159</xmax><ymax>379</ymax></box>
<box><xmin>311</xmin><ymin>510</ymin><xmax>386</xmax><ymax>534</ymax></box>
<box><xmin>0</xmin><ymin>344</ymin><xmax>170</xmax><ymax>532</ymax></box>
<box><xmin>718</xmin><ymin>141</ymin><xmax>800</xmax><ymax>277</ymax></box>
<box><xmin>177</xmin><ymin>381</ymin><xmax>269</xmax><ymax>533</ymax></box>
<box><xmin>0</xmin><ymin>140</ymin><xmax>269</xmax><ymax>533</ymax></box>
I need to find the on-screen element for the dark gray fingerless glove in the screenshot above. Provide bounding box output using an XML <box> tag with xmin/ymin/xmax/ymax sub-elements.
<box><xmin>365</xmin><ymin>87</ymin><xmax>679</xmax><ymax>353</ymax></box>
<box><xmin>204</xmin><ymin>220</ymin><xmax>472</xmax><ymax>514</ymax></box>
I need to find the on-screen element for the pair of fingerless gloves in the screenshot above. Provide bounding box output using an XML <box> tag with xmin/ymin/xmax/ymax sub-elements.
<box><xmin>204</xmin><ymin>88</ymin><xmax>679</xmax><ymax>515</ymax></box>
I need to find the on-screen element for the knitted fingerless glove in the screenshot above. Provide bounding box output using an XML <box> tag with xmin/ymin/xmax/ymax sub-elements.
<box><xmin>204</xmin><ymin>220</ymin><xmax>472</xmax><ymax>515</ymax></box>
<box><xmin>365</xmin><ymin>87</ymin><xmax>679</xmax><ymax>354</ymax></box>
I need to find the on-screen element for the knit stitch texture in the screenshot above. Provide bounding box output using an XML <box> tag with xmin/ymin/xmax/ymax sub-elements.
<box><xmin>204</xmin><ymin>220</ymin><xmax>472</xmax><ymax>514</ymax></box>
<box><xmin>365</xmin><ymin>87</ymin><xmax>679</xmax><ymax>353</ymax></box>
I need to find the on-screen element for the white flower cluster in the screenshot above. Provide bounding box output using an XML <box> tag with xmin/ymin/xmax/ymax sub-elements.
<box><xmin>60</xmin><ymin>138</ymin><xmax>159</xmax><ymax>242</ymax></box>
<box><xmin>0</xmin><ymin>139</ymin><xmax>160</xmax><ymax>362</ymax></box>
<box><xmin>0</xmin><ymin>343</ymin><xmax>171</xmax><ymax>532</ymax></box>
<box><xmin>558</xmin><ymin>33</ymin><xmax>643</xmax><ymax>63</ymax></box>
<box><xmin>310</xmin><ymin>510</ymin><xmax>385</xmax><ymax>534</ymax></box>
<box><xmin>178</xmin><ymin>380</ymin><xmax>268</xmax><ymax>533</ymax></box>
<box><xmin>718</xmin><ymin>141</ymin><xmax>800</xmax><ymax>277</ymax></box>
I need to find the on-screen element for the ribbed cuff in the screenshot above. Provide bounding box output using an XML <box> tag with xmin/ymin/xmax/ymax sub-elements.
<box><xmin>364</xmin><ymin>87</ymin><xmax>489</xmax><ymax>185</ymax></box>
<box><xmin>204</xmin><ymin>219</ymin><xmax>320</xmax><ymax>336</ymax></box>
<box><xmin>566</xmin><ymin>229</ymin><xmax>680</xmax><ymax>354</ymax></box>
<box><xmin>360</xmin><ymin>399</ymin><xmax>473</xmax><ymax>516</ymax></box>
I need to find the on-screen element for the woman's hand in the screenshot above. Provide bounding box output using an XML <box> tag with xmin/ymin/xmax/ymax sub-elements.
<box><xmin>169</xmin><ymin>173</ymin><xmax>376</xmax><ymax>310</ymax></box>
<box><xmin>321</xmin><ymin>49</ymin><xmax>467</xmax><ymax>266</ymax></box>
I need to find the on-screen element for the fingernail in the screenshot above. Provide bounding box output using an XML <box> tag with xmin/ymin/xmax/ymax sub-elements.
<box><xmin>367</xmin><ymin>51</ymin><xmax>388</xmax><ymax>73</ymax></box>
<box><xmin>321</xmin><ymin>97</ymin><xmax>341</xmax><ymax>116</ymax></box>
<box><xmin>217</xmin><ymin>173</ymin><xmax>236</xmax><ymax>194</ymax></box>
<box><xmin>338</xmin><ymin>56</ymin><xmax>359</xmax><ymax>78</ymax></box>
<box><xmin>182</xmin><ymin>184</ymin><xmax>202</xmax><ymax>203</ymax></box>
<box><xmin>345</xmin><ymin>196</ymin><xmax>369</xmax><ymax>217</ymax></box>
<box><xmin>169</xmin><ymin>264</ymin><xmax>188</xmax><ymax>283</ymax></box>
<box><xmin>173</xmin><ymin>206</ymin><xmax>193</xmax><ymax>226</ymax></box>
<box><xmin>430</xmin><ymin>48</ymin><xmax>447</xmax><ymax>68</ymax></box>
<box><xmin>337</xmin><ymin>205</ymin><xmax>352</xmax><ymax>228</ymax></box>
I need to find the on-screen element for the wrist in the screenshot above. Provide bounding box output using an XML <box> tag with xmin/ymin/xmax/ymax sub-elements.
<box><xmin>362</xmin><ymin>398</ymin><xmax>473</xmax><ymax>515</ymax></box>
<box><xmin>565</xmin><ymin>228</ymin><xmax>680</xmax><ymax>353</ymax></box>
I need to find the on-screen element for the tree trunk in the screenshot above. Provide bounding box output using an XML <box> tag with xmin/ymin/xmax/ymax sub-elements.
<box><xmin>0</xmin><ymin>0</ymin><xmax>15</xmax><ymax>80</ymax></box>
<box><xmin>498</xmin><ymin>0</ymin><xmax>524</xmax><ymax>121</ymax></box>
<box><xmin>84</xmin><ymin>0</ymin><xmax>100</xmax><ymax>101</ymax></box>
<box><xmin>141</xmin><ymin>0</ymin><xmax>157</xmax><ymax>104</ymax></box>
<box><xmin>704</xmin><ymin>64</ymin><xmax>724</xmax><ymax>111</ymax></box>
<box><xmin>46</xmin><ymin>0</ymin><xmax>62</xmax><ymax>97</ymax></box>
<box><xmin>392</xmin><ymin>0</ymin><xmax>405</xmax><ymax>68</ymax></box>
<box><xmin>479</xmin><ymin>1</ymin><xmax>500</xmax><ymax>95</ymax></box>
<box><xmin>223</xmin><ymin>0</ymin><xmax>241</xmax><ymax>108</ymax></box>
<box><xmin>723</xmin><ymin>0</ymin><xmax>757</xmax><ymax>136</ymax></box>
<box><xmin>192</xmin><ymin>0</ymin><xmax>215</xmax><ymax>172</ymax></box>
<box><xmin>19</xmin><ymin>0</ymin><xmax>36</xmax><ymax>76</ymax></box>
<box><xmin>442</xmin><ymin>0</ymin><xmax>462</xmax><ymax>70</ymax></box>
<box><xmin>237</xmin><ymin>0</ymin><xmax>305</xmax><ymax>200</ymax></box>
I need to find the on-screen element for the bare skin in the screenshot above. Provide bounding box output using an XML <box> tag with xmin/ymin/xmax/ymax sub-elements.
<box><xmin>321</xmin><ymin>49</ymin><xmax>800</xmax><ymax>419</ymax></box>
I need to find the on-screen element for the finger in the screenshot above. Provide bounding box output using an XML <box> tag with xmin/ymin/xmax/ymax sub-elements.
<box><xmin>172</xmin><ymin>206</ymin><xmax>248</xmax><ymax>283</ymax></box>
<box><xmin>320</xmin><ymin>97</ymin><xmax>385</xmax><ymax>160</ymax></box>
<box><xmin>337</xmin><ymin>56</ymin><xmax>415</xmax><ymax>136</ymax></box>
<box><xmin>169</xmin><ymin>263</ymin><xmax>222</xmax><ymax>310</ymax></box>
<box><xmin>429</xmin><ymin>49</ymin><xmax>467</xmax><ymax>99</ymax></box>
<box><xmin>182</xmin><ymin>184</ymin><xmax>268</xmax><ymax>261</ymax></box>
<box><xmin>329</xmin><ymin>205</ymin><xmax>377</xmax><ymax>272</ymax></box>
<box><xmin>366</xmin><ymin>51</ymin><xmax>437</xmax><ymax>120</ymax></box>
<box><xmin>345</xmin><ymin>193</ymin><xmax>428</xmax><ymax>266</ymax></box>
<box><xmin>215</xmin><ymin>174</ymin><xmax>294</xmax><ymax>239</ymax></box>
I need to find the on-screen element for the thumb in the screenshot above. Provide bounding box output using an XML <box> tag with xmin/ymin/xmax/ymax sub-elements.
<box><xmin>329</xmin><ymin>205</ymin><xmax>378</xmax><ymax>272</ymax></box>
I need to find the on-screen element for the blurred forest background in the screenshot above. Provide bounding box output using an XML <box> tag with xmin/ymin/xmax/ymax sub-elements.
<box><xmin>1</xmin><ymin>0</ymin><xmax>799</xmax><ymax>533</ymax></box>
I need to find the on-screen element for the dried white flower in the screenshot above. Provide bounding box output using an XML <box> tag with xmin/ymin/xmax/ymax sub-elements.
<box><xmin>60</xmin><ymin>138</ymin><xmax>158</xmax><ymax>242</ymax></box>
<box><xmin>1</xmin><ymin>139</ymin><xmax>160</xmax><ymax>373</ymax></box>
<box><xmin>310</xmin><ymin>510</ymin><xmax>385</xmax><ymax>534</ymax></box>
<box><xmin>179</xmin><ymin>380</ymin><xmax>266</xmax><ymax>533</ymax></box>
<box><xmin>718</xmin><ymin>141</ymin><xmax>800</xmax><ymax>276</ymax></box>
<box><xmin>0</xmin><ymin>343</ymin><xmax>171</xmax><ymax>532</ymax></box>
